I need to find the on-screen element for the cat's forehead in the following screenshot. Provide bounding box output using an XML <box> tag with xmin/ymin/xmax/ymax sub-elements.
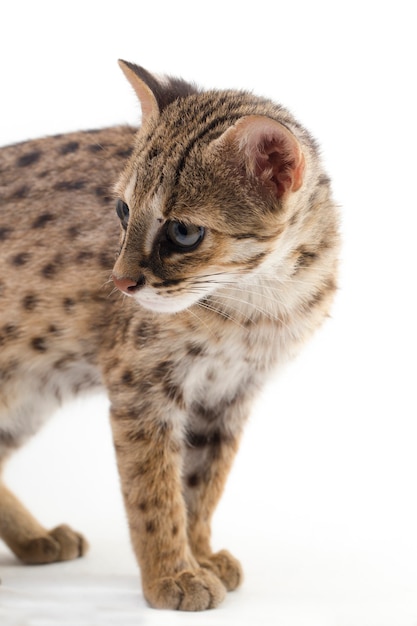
<box><xmin>116</xmin><ymin>126</ymin><xmax>219</xmax><ymax>224</ymax></box>
<box><xmin>115</xmin><ymin>91</ymin><xmax>243</xmax><ymax>202</ymax></box>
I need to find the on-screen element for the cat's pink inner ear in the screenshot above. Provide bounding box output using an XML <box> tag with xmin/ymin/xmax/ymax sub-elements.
<box><xmin>118</xmin><ymin>60</ymin><xmax>159</xmax><ymax>122</ymax></box>
<box><xmin>232</xmin><ymin>116</ymin><xmax>305</xmax><ymax>198</ymax></box>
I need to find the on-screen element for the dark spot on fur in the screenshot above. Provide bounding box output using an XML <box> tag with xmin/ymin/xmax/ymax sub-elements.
<box><xmin>303</xmin><ymin>279</ymin><xmax>337</xmax><ymax>312</ymax></box>
<box><xmin>60</xmin><ymin>141</ymin><xmax>80</xmax><ymax>155</ymax></box>
<box><xmin>11</xmin><ymin>184</ymin><xmax>31</xmax><ymax>199</ymax></box>
<box><xmin>150</xmin><ymin>496</ymin><xmax>164</xmax><ymax>510</ymax></box>
<box><xmin>31</xmin><ymin>336</ymin><xmax>47</xmax><ymax>352</ymax></box>
<box><xmin>67</xmin><ymin>225</ymin><xmax>80</xmax><ymax>238</ymax></box>
<box><xmin>148</xmin><ymin>147</ymin><xmax>160</xmax><ymax>160</ymax></box>
<box><xmin>130</xmin><ymin>461</ymin><xmax>149</xmax><ymax>477</ymax></box>
<box><xmin>151</xmin><ymin>361</ymin><xmax>185</xmax><ymax>408</ymax></box>
<box><xmin>0</xmin><ymin>227</ymin><xmax>13</xmax><ymax>242</ymax></box>
<box><xmin>32</xmin><ymin>213</ymin><xmax>55</xmax><ymax>229</ymax></box>
<box><xmin>153</xmin><ymin>360</ymin><xmax>174</xmax><ymax>380</ymax></box>
<box><xmin>0</xmin><ymin>358</ymin><xmax>19</xmax><ymax>382</ymax></box>
<box><xmin>53</xmin><ymin>354</ymin><xmax>76</xmax><ymax>370</ymax></box>
<box><xmin>186</xmin><ymin>430</ymin><xmax>222</xmax><ymax>448</ymax></box>
<box><xmin>22</xmin><ymin>293</ymin><xmax>38</xmax><ymax>310</ymax></box>
<box><xmin>88</xmin><ymin>143</ymin><xmax>106</xmax><ymax>153</ymax></box>
<box><xmin>115</xmin><ymin>147</ymin><xmax>133</xmax><ymax>159</ymax></box>
<box><xmin>172</xmin><ymin>524</ymin><xmax>179</xmax><ymax>536</ymax></box>
<box><xmin>192</xmin><ymin>405</ymin><xmax>222</xmax><ymax>424</ymax></box>
<box><xmin>0</xmin><ymin>324</ymin><xmax>20</xmax><ymax>346</ymax></box>
<box><xmin>187</xmin><ymin>473</ymin><xmax>201</xmax><ymax>488</ymax></box>
<box><xmin>296</xmin><ymin>247</ymin><xmax>318</xmax><ymax>269</ymax></box>
<box><xmin>0</xmin><ymin>430</ymin><xmax>19</xmax><ymax>448</ymax></box>
<box><xmin>77</xmin><ymin>250</ymin><xmax>94</xmax><ymax>263</ymax></box>
<box><xmin>126</xmin><ymin>428</ymin><xmax>148</xmax><ymax>443</ymax></box>
<box><xmin>135</xmin><ymin>320</ymin><xmax>157</xmax><ymax>348</ymax></box>
<box><xmin>121</xmin><ymin>369</ymin><xmax>135</xmax><ymax>386</ymax></box>
<box><xmin>206</xmin><ymin>368</ymin><xmax>216</xmax><ymax>382</ymax></box>
<box><xmin>12</xmin><ymin>252</ymin><xmax>31</xmax><ymax>266</ymax></box>
<box><xmin>145</xmin><ymin>521</ymin><xmax>156</xmax><ymax>534</ymax></box>
<box><xmin>308</xmin><ymin>189</ymin><xmax>320</xmax><ymax>206</ymax></box>
<box><xmin>186</xmin><ymin>432</ymin><xmax>208</xmax><ymax>448</ymax></box>
<box><xmin>318</xmin><ymin>174</ymin><xmax>331</xmax><ymax>186</ymax></box>
<box><xmin>17</xmin><ymin>150</ymin><xmax>42</xmax><ymax>167</ymax></box>
<box><xmin>6</xmin><ymin>324</ymin><xmax>19</xmax><ymax>338</ymax></box>
<box><xmin>164</xmin><ymin>381</ymin><xmax>185</xmax><ymax>408</ymax></box>
<box><xmin>63</xmin><ymin>297</ymin><xmax>76</xmax><ymax>312</ymax></box>
<box><xmin>95</xmin><ymin>185</ymin><xmax>111</xmax><ymax>202</ymax></box>
<box><xmin>186</xmin><ymin>342</ymin><xmax>205</xmax><ymax>357</ymax></box>
<box><xmin>243</xmin><ymin>316</ymin><xmax>257</xmax><ymax>328</ymax></box>
<box><xmin>54</xmin><ymin>180</ymin><xmax>86</xmax><ymax>192</ymax></box>
<box><xmin>41</xmin><ymin>263</ymin><xmax>58</xmax><ymax>279</ymax></box>
<box><xmin>139</xmin><ymin>501</ymin><xmax>148</xmax><ymax>513</ymax></box>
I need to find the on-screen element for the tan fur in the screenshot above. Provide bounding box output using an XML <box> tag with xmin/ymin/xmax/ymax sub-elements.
<box><xmin>0</xmin><ymin>62</ymin><xmax>339</xmax><ymax>611</ymax></box>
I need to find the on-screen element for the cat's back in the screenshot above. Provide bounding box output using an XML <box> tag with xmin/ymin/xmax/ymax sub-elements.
<box><xmin>0</xmin><ymin>125</ymin><xmax>136</xmax><ymax>320</ymax></box>
<box><xmin>0</xmin><ymin>125</ymin><xmax>136</xmax><ymax>254</ymax></box>
<box><xmin>0</xmin><ymin>126</ymin><xmax>137</xmax><ymax>432</ymax></box>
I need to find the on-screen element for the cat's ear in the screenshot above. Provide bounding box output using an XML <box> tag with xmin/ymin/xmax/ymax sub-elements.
<box><xmin>118</xmin><ymin>60</ymin><xmax>197</xmax><ymax>123</ymax></box>
<box><xmin>216</xmin><ymin>115</ymin><xmax>305</xmax><ymax>199</ymax></box>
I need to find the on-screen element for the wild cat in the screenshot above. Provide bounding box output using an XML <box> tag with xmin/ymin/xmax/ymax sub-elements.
<box><xmin>0</xmin><ymin>61</ymin><xmax>339</xmax><ymax>610</ymax></box>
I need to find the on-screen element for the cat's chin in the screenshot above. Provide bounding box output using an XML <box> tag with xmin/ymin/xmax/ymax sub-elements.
<box><xmin>133</xmin><ymin>293</ymin><xmax>197</xmax><ymax>315</ymax></box>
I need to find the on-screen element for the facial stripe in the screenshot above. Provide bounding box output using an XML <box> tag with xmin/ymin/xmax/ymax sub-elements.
<box><xmin>124</xmin><ymin>171</ymin><xmax>137</xmax><ymax>207</ymax></box>
<box><xmin>143</xmin><ymin>190</ymin><xmax>165</xmax><ymax>254</ymax></box>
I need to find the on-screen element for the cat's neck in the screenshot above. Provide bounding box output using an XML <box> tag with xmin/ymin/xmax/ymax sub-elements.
<box><xmin>203</xmin><ymin>270</ymin><xmax>293</xmax><ymax>329</ymax></box>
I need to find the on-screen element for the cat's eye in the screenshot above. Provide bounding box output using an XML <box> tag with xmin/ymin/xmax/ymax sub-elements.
<box><xmin>116</xmin><ymin>199</ymin><xmax>130</xmax><ymax>230</ymax></box>
<box><xmin>166</xmin><ymin>221</ymin><xmax>205</xmax><ymax>251</ymax></box>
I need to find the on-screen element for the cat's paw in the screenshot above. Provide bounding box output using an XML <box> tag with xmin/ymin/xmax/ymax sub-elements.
<box><xmin>199</xmin><ymin>550</ymin><xmax>243</xmax><ymax>591</ymax></box>
<box><xmin>18</xmin><ymin>524</ymin><xmax>88</xmax><ymax>564</ymax></box>
<box><xmin>144</xmin><ymin>568</ymin><xmax>226</xmax><ymax>611</ymax></box>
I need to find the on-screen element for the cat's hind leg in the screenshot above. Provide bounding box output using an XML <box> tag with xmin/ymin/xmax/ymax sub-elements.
<box><xmin>0</xmin><ymin>464</ymin><xmax>88</xmax><ymax>564</ymax></box>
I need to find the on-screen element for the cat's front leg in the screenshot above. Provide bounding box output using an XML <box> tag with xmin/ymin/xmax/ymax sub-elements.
<box><xmin>183</xmin><ymin>386</ymin><xmax>256</xmax><ymax>591</ymax></box>
<box><xmin>109</xmin><ymin>404</ymin><xmax>226</xmax><ymax>611</ymax></box>
<box><xmin>183</xmin><ymin>411</ymin><xmax>249</xmax><ymax>592</ymax></box>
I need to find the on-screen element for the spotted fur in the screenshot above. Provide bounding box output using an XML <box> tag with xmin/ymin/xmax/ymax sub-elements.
<box><xmin>0</xmin><ymin>61</ymin><xmax>339</xmax><ymax>611</ymax></box>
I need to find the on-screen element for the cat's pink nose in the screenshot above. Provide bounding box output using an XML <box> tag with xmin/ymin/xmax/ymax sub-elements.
<box><xmin>112</xmin><ymin>274</ymin><xmax>145</xmax><ymax>295</ymax></box>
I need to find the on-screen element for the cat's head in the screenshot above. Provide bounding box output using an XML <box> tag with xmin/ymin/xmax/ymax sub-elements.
<box><xmin>112</xmin><ymin>61</ymin><xmax>311</xmax><ymax>314</ymax></box>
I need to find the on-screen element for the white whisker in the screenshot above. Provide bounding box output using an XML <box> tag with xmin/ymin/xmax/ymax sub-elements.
<box><xmin>209</xmin><ymin>291</ymin><xmax>291</xmax><ymax>331</ymax></box>
<box><xmin>186</xmin><ymin>306</ymin><xmax>215</xmax><ymax>337</ymax></box>
<box><xmin>197</xmin><ymin>298</ymin><xmax>246</xmax><ymax>330</ymax></box>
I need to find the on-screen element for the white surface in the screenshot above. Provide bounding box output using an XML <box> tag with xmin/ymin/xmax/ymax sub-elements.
<box><xmin>1</xmin><ymin>1</ymin><xmax>417</xmax><ymax>625</ymax></box>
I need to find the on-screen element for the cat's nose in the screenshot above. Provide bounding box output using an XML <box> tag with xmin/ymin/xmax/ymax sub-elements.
<box><xmin>112</xmin><ymin>274</ymin><xmax>146</xmax><ymax>295</ymax></box>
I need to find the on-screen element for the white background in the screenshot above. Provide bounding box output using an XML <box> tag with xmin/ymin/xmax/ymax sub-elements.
<box><xmin>1</xmin><ymin>2</ymin><xmax>417</xmax><ymax>625</ymax></box>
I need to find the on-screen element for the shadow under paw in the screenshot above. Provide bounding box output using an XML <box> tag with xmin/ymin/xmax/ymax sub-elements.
<box><xmin>18</xmin><ymin>524</ymin><xmax>88</xmax><ymax>565</ymax></box>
